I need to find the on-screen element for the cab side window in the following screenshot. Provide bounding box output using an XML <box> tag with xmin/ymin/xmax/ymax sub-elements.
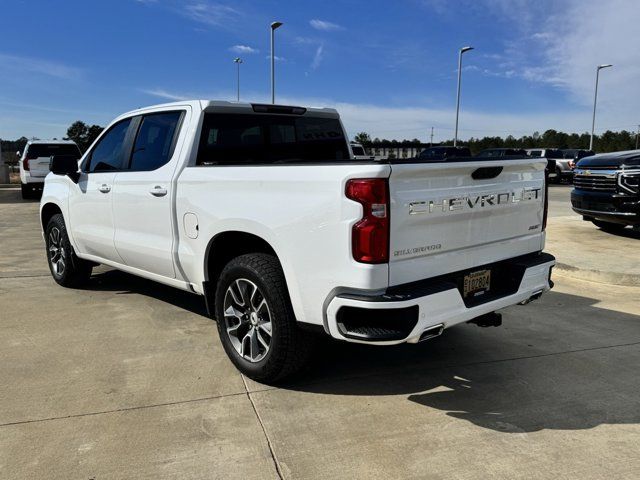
<box><xmin>86</xmin><ymin>119</ymin><xmax>132</xmax><ymax>172</ymax></box>
<box><xmin>129</xmin><ymin>111</ymin><xmax>183</xmax><ymax>171</ymax></box>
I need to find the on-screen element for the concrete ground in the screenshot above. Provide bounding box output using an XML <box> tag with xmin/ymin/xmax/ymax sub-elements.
<box><xmin>1</xmin><ymin>187</ymin><xmax>639</xmax><ymax>479</ymax></box>
<box><xmin>546</xmin><ymin>185</ymin><xmax>640</xmax><ymax>286</ymax></box>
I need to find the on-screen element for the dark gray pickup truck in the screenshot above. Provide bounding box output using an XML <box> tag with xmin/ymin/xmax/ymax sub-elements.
<box><xmin>571</xmin><ymin>150</ymin><xmax>640</xmax><ymax>231</ymax></box>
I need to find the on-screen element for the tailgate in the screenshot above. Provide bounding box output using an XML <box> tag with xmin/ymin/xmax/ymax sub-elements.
<box><xmin>29</xmin><ymin>156</ymin><xmax>52</xmax><ymax>178</ymax></box>
<box><xmin>388</xmin><ymin>158</ymin><xmax>546</xmax><ymax>286</ymax></box>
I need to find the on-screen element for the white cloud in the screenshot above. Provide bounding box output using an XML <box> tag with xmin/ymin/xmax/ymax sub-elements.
<box><xmin>264</xmin><ymin>55</ymin><xmax>286</xmax><ymax>62</ymax></box>
<box><xmin>230</xmin><ymin>45</ymin><xmax>258</xmax><ymax>54</ymax></box>
<box><xmin>530</xmin><ymin>0</ymin><xmax>640</xmax><ymax>101</ymax></box>
<box><xmin>0</xmin><ymin>53</ymin><xmax>81</xmax><ymax>80</ymax></box>
<box><xmin>309</xmin><ymin>19</ymin><xmax>343</xmax><ymax>31</ymax></box>
<box><xmin>421</xmin><ymin>0</ymin><xmax>640</xmax><ymax>132</ymax></box>
<box><xmin>310</xmin><ymin>44</ymin><xmax>324</xmax><ymax>70</ymax></box>
<box><xmin>140</xmin><ymin>88</ymin><xmax>190</xmax><ymax>101</ymax></box>
<box><xmin>182</xmin><ymin>2</ymin><xmax>240</xmax><ymax>27</ymax></box>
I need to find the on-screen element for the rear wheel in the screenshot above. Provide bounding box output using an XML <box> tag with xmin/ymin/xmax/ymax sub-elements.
<box><xmin>214</xmin><ymin>253</ymin><xmax>314</xmax><ymax>383</ymax></box>
<box><xmin>45</xmin><ymin>214</ymin><xmax>93</xmax><ymax>287</ymax></box>
<box><xmin>592</xmin><ymin>220</ymin><xmax>627</xmax><ymax>233</ymax></box>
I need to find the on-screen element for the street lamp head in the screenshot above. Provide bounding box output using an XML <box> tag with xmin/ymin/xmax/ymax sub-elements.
<box><xmin>234</xmin><ymin>57</ymin><xmax>243</xmax><ymax>64</ymax></box>
<box><xmin>460</xmin><ymin>46</ymin><xmax>474</xmax><ymax>54</ymax></box>
<box><xmin>271</xmin><ymin>21</ymin><xmax>283</xmax><ymax>30</ymax></box>
<box><xmin>598</xmin><ymin>64</ymin><xmax>613</xmax><ymax>70</ymax></box>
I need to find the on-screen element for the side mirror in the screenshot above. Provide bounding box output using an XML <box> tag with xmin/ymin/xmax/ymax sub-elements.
<box><xmin>50</xmin><ymin>155</ymin><xmax>80</xmax><ymax>183</ymax></box>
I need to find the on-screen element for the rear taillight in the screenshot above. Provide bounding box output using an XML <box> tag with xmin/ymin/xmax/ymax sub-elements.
<box><xmin>568</xmin><ymin>160</ymin><xmax>576</xmax><ymax>169</ymax></box>
<box><xmin>23</xmin><ymin>158</ymin><xmax>30</xmax><ymax>171</ymax></box>
<box><xmin>345</xmin><ymin>178</ymin><xmax>389</xmax><ymax>264</ymax></box>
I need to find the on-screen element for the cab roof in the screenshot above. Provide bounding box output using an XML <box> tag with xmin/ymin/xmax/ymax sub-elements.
<box><xmin>119</xmin><ymin>100</ymin><xmax>339</xmax><ymax>119</ymax></box>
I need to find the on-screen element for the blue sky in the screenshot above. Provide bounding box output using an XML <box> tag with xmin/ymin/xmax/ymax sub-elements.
<box><xmin>1</xmin><ymin>0</ymin><xmax>639</xmax><ymax>141</ymax></box>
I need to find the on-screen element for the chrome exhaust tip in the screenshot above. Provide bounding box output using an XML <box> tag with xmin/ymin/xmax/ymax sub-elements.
<box><xmin>418</xmin><ymin>324</ymin><xmax>445</xmax><ymax>342</ymax></box>
<box><xmin>519</xmin><ymin>289</ymin><xmax>544</xmax><ymax>305</ymax></box>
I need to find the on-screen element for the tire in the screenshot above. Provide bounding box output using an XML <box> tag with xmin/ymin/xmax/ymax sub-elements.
<box><xmin>214</xmin><ymin>253</ymin><xmax>314</xmax><ymax>383</ymax></box>
<box><xmin>554</xmin><ymin>167</ymin><xmax>563</xmax><ymax>184</ymax></box>
<box><xmin>592</xmin><ymin>220</ymin><xmax>627</xmax><ymax>233</ymax></box>
<box><xmin>21</xmin><ymin>183</ymin><xmax>31</xmax><ymax>199</ymax></box>
<box><xmin>45</xmin><ymin>214</ymin><xmax>93</xmax><ymax>288</ymax></box>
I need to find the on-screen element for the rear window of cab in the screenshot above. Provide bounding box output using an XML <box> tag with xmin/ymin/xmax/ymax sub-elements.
<box><xmin>196</xmin><ymin>113</ymin><xmax>350</xmax><ymax>165</ymax></box>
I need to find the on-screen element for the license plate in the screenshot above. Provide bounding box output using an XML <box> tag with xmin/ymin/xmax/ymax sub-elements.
<box><xmin>463</xmin><ymin>269</ymin><xmax>491</xmax><ymax>297</ymax></box>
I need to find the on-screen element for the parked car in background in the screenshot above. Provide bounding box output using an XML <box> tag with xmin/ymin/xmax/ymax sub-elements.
<box><xmin>417</xmin><ymin>146</ymin><xmax>471</xmax><ymax>161</ymax></box>
<box><xmin>19</xmin><ymin>140</ymin><xmax>81</xmax><ymax>198</ymax></box>
<box><xmin>476</xmin><ymin>148</ymin><xmax>527</xmax><ymax>159</ymax></box>
<box><xmin>350</xmin><ymin>142</ymin><xmax>374</xmax><ymax>160</ymax></box>
<box><xmin>556</xmin><ymin>149</ymin><xmax>596</xmax><ymax>183</ymax></box>
<box><xmin>526</xmin><ymin>148</ymin><xmax>564</xmax><ymax>182</ymax></box>
<box><xmin>571</xmin><ymin>150</ymin><xmax>640</xmax><ymax>232</ymax></box>
<box><xmin>40</xmin><ymin>100</ymin><xmax>554</xmax><ymax>382</ymax></box>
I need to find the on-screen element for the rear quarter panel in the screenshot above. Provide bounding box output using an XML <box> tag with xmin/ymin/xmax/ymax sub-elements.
<box><xmin>176</xmin><ymin>163</ymin><xmax>391</xmax><ymax>325</ymax></box>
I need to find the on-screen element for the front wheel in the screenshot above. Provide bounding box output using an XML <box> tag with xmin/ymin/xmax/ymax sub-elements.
<box><xmin>45</xmin><ymin>214</ymin><xmax>93</xmax><ymax>287</ymax></box>
<box><xmin>592</xmin><ymin>220</ymin><xmax>627</xmax><ymax>233</ymax></box>
<box><xmin>553</xmin><ymin>167</ymin><xmax>563</xmax><ymax>184</ymax></box>
<box><xmin>214</xmin><ymin>253</ymin><xmax>314</xmax><ymax>383</ymax></box>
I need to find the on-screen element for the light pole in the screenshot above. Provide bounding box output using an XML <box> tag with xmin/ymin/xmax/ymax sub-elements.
<box><xmin>233</xmin><ymin>57</ymin><xmax>243</xmax><ymax>102</ymax></box>
<box><xmin>454</xmin><ymin>46</ymin><xmax>474</xmax><ymax>147</ymax></box>
<box><xmin>590</xmin><ymin>64</ymin><xmax>613</xmax><ymax>151</ymax></box>
<box><xmin>270</xmin><ymin>21</ymin><xmax>283</xmax><ymax>104</ymax></box>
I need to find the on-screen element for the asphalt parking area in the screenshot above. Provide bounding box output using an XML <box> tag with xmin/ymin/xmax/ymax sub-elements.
<box><xmin>1</xmin><ymin>187</ymin><xmax>639</xmax><ymax>479</ymax></box>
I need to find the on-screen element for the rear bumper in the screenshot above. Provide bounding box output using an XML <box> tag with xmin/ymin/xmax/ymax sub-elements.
<box><xmin>20</xmin><ymin>171</ymin><xmax>46</xmax><ymax>185</ymax></box>
<box><xmin>324</xmin><ymin>252</ymin><xmax>555</xmax><ymax>345</ymax></box>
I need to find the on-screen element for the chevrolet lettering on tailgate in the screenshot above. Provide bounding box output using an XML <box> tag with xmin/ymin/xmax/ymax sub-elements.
<box><xmin>409</xmin><ymin>187</ymin><xmax>542</xmax><ymax>215</ymax></box>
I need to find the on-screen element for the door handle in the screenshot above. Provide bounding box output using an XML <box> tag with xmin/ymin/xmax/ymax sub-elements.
<box><xmin>149</xmin><ymin>186</ymin><xmax>167</xmax><ymax>197</ymax></box>
<box><xmin>99</xmin><ymin>184</ymin><xmax>111</xmax><ymax>193</ymax></box>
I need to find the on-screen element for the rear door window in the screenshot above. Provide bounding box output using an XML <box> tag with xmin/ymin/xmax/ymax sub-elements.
<box><xmin>129</xmin><ymin>111</ymin><xmax>183</xmax><ymax>171</ymax></box>
<box><xmin>196</xmin><ymin>113</ymin><xmax>349</xmax><ymax>165</ymax></box>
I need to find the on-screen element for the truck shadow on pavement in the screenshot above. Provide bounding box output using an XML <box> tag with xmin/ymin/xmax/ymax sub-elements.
<box><xmin>284</xmin><ymin>290</ymin><xmax>640</xmax><ymax>433</ymax></box>
<box><xmin>88</xmin><ymin>268</ymin><xmax>209</xmax><ymax>318</ymax></box>
<box><xmin>83</xmin><ymin>268</ymin><xmax>640</xmax><ymax>434</ymax></box>
<box><xmin>595</xmin><ymin>226</ymin><xmax>640</xmax><ymax>240</ymax></box>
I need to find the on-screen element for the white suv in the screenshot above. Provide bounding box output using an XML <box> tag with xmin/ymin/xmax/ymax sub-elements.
<box><xmin>19</xmin><ymin>140</ymin><xmax>81</xmax><ymax>198</ymax></box>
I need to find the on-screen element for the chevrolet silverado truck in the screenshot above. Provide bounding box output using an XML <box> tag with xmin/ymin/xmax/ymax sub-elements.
<box><xmin>40</xmin><ymin>100</ymin><xmax>555</xmax><ymax>382</ymax></box>
<box><xmin>572</xmin><ymin>150</ymin><xmax>640</xmax><ymax>231</ymax></box>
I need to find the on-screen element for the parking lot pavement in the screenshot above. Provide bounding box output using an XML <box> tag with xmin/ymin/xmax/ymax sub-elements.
<box><xmin>1</xmin><ymin>189</ymin><xmax>639</xmax><ymax>479</ymax></box>
<box><xmin>546</xmin><ymin>185</ymin><xmax>640</xmax><ymax>286</ymax></box>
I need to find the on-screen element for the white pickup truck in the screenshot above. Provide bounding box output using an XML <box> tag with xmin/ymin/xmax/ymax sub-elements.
<box><xmin>41</xmin><ymin>100</ymin><xmax>555</xmax><ymax>382</ymax></box>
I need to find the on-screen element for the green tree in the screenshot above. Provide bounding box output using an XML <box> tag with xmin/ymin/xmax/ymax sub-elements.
<box><xmin>66</xmin><ymin>121</ymin><xmax>88</xmax><ymax>148</ymax></box>
<box><xmin>66</xmin><ymin>121</ymin><xmax>104</xmax><ymax>152</ymax></box>
<box><xmin>353</xmin><ymin>132</ymin><xmax>372</xmax><ymax>146</ymax></box>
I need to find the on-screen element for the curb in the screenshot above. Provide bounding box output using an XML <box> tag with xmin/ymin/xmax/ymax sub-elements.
<box><xmin>554</xmin><ymin>262</ymin><xmax>640</xmax><ymax>288</ymax></box>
